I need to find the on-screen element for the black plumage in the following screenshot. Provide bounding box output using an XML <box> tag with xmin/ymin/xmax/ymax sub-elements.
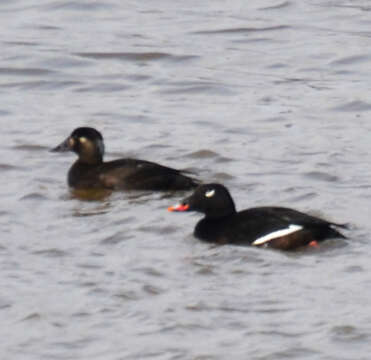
<box><xmin>169</xmin><ymin>183</ymin><xmax>347</xmax><ymax>250</ymax></box>
<box><xmin>52</xmin><ymin>127</ymin><xmax>198</xmax><ymax>191</ymax></box>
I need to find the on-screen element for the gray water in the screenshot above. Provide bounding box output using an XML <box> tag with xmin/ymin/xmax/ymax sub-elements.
<box><xmin>1</xmin><ymin>0</ymin><xmax>371</xmax><ymax>359</ymax></box>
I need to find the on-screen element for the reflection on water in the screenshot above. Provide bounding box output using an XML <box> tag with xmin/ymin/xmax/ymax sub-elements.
<box><xmin>70</xmin><ymin>188</ymin><xmax>113</xmax><ymax>202</ymax></box>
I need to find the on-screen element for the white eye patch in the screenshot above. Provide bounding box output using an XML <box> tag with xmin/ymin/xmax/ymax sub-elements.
<box><xmin>205</xmin><ymin>189</ymin><xmax>215</xmax><ymax>198</ymax></box>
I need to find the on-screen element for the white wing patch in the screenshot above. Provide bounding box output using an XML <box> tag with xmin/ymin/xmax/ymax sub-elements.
<box><xmin>252</xmin><ymin>224</ymin><xmax>303</xmax><ymax>246</ymax></box>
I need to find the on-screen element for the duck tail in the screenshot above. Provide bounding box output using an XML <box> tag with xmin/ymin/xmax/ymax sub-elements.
<box><xmin>329</xmin><ymin>223</ymin><xmax>349</xmax><ymax>239</ymax></box>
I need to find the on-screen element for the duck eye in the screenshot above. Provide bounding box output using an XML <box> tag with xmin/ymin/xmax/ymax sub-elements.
<box><xmin>79</xmin><ymin>137</ymin><xmax>87</xmax><ymax>144</ymax></box>
<box><xmin>205</xmin><ymin>189</ymin><xmax>215</xmax><ymax>198</ymax></box>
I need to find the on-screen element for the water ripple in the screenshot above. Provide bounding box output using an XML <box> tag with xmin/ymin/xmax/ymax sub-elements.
<box><xmin>185</xmin><ymin>150</ymin><xmax>233</xmax><ymax>163</ymax></box>
<box><xmin>259</xmin><ymin>1</ymin><xmax>292</xmax><ymax>10</ymax></box>
<box><xmin>45</xmin><ymin>1</ymin><xmax>115</xmax><ymax>11</ymax></box>
<box><xmin>330</xmin><ymin>54</ymin><xmax>371</xmax><ymax>66</ymax></box>
<box><xmin>75</xmin><ymin>83</ymin><xmax>130</xmax><ymax>93</ymax></box>
<box><xmin>142</xmin><ymin>284</ymin><xmax>164</xmax><ymax>295</ymax></box>
<box><xmin>32</xmin><ymin>248</ymin><xmax>70</xmax><ymax>258</ymax></box>
<box><xmin>0</xmin><ymin>67</ymin><xmax>55</xmax><ymax>76</ymax></box>
<box><xmin>330</xmin><ymin>325</ymin><xmax>369</xmax><ymax>342</ymax></box>
<box><xmin>302</xmin><ymin>171</ymin><xmax>339</xmax><ymax>182</ymax></box>
<box><xmin>75</xmin><ymin>52</ymin><xmax>198</xmax><ymax>63</ymax></box>
<box><xmin>331</xmin><ymin>100</ymin><xmax>371</xmax><ymax>112</ymax></box>
<box><xmin>192</xmin><ymin>25</ymin><xmax>290</xmax><ymax>35</ymax></box>
<box><xmin>0</xmin><ymin>163</ymin><xmax>21</xmax><ymax>171</ymax></box>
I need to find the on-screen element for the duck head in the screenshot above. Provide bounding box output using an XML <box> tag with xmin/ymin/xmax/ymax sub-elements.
<box><xmin>51</xmin><ymin>127</ymin><xmax>105</xmax><ymax>164</ymax></box>
<box><xmin>168</xmin><ymin>183</ymin><xmax>236</xmax><ymax>218</ymax></box>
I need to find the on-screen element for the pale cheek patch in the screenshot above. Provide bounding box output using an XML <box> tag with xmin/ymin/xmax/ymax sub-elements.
<box><xmin>252</xmin><ymin>224</ymin><xmax>303</xmax><ymax>246</ymax></box>
<box><xmin>81</xmin><ymin>138</ymin><xmax>93</xmax><ymax>154</ymax></box>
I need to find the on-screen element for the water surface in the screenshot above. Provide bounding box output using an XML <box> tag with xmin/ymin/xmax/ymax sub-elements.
<box><xmin>1</xmin><ymin>1</ymin><xmax>371</xmax><ymax>359</ymax></box>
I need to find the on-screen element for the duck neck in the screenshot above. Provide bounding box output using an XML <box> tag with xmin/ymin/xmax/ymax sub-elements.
<box><xmin>205</xmin><ymin>204</ymin><xmax>236</xmax><ymax>219</ymax></box>
<box><xmin>78</xmin><ymin>153</ymin><xmax>103</xmax><ymax>165</ymax></box>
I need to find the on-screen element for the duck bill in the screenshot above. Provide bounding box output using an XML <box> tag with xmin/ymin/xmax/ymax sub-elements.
<box><xmin>50</xmin><ymin>136</ymin><xmax>73</xmax><ymax>152</ymax></box>
<box><xmin>168</xmin><ymin>203</ymin><xmax>190</xmax><ymax>212</ymax></box>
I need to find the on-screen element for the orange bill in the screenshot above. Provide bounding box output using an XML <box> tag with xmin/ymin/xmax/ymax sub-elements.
<box><xmin>168</xmin><ymin>204</ymin><xmax>190</xmax><ymax>212</ymax></box>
